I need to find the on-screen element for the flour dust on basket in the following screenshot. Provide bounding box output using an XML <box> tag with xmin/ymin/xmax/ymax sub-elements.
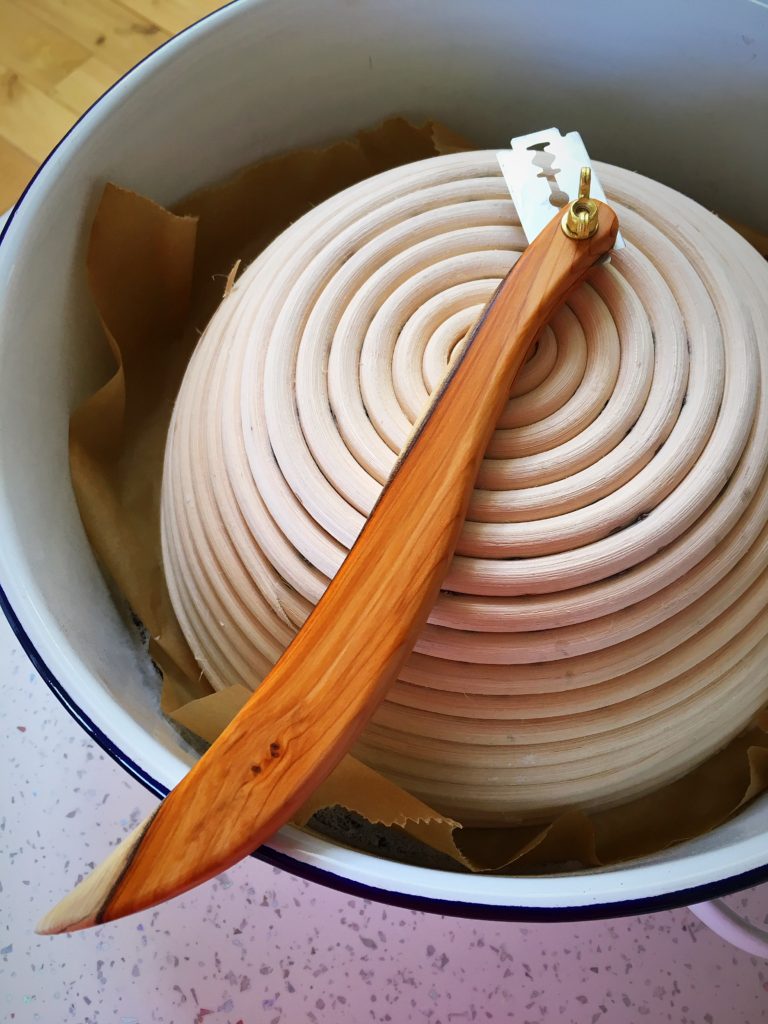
<box><xmin>160</xmin><ymin>150</ymin><xmax>768</xmax><ymax>827</ymax></box>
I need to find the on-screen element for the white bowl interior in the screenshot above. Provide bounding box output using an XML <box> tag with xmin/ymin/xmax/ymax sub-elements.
<box><xmin>1</xmin><ymin>0</ymin><xmax>767</xmax><ymax>912</ymax></box>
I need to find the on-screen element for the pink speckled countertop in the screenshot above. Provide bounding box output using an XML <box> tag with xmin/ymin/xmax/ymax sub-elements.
<box><xmin>2</xmin><ymin>609</ymin><xmax>768</xmax><ymax>1024</ymax></box>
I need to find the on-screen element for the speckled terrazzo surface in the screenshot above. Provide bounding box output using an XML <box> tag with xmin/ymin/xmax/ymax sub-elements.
<box><xmin>2</xmin><ymin>613</ymin><xmax>768</xmax><ymax>1023</ymax></box>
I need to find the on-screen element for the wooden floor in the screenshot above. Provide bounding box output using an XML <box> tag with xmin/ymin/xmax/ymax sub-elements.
<box><xmin>0</xmin><ymin>0</ymin><xmax>227</xmax><ymax>210</ymax></box>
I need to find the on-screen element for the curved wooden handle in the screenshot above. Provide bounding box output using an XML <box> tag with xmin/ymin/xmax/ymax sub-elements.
<box><xmin>38</xmin><ymin>202</ymin><xmax>619</xmax><ymax>933</ymax></box>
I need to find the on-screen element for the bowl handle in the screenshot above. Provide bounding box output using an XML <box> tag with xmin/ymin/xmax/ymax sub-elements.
<box><xmin>688</xmin><ymin>898</ymin><xmax>768</xmax><ymax>958</ymax></box>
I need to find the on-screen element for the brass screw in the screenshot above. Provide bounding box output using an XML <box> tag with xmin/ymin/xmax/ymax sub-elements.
<box><xmin>562</xmin><ymin>166</ymin><xmax>599</xmax><ymax>240</ymax></box>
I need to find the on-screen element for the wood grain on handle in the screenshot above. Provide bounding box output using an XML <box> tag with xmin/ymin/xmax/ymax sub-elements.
<box><xmin>37</xmin><ymin>202</ymin><xmax>618</xmax><ymax>933</ymax></box>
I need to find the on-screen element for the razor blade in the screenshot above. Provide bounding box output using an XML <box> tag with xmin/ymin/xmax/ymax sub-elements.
<box><xmin>498</xmin><ymin>128</ymin><xmax>625</xmax><ymax>250</ymax></box>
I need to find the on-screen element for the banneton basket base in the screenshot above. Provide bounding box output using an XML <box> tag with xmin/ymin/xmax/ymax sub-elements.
<box><xmin>161</xmin><ymin>149</ymin><xmax>768</xmax><ymax>827</ymax></box>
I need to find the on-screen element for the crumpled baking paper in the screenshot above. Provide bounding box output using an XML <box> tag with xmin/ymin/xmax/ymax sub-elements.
<box><xmin>69</xmin><ymin>118</ymin><xmax>768</xmax><ymax>874</ymax></box>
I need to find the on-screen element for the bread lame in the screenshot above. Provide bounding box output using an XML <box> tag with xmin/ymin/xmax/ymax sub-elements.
<box><xmin>38</xmin><ymin>129</ymin><xmax>619</xmax><ymax>932</ymax></box>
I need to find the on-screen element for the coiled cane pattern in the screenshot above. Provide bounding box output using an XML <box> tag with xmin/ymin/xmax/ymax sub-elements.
<box><xmin>161</xmin><ymin>152</ymin><xmax>768</xmax><ymax>824</ymax></box>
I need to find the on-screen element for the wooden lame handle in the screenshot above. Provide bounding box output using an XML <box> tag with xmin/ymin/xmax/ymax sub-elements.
<box><xmin>38</xmin><ymin>202</ymin><xmax>619</xmax><ymax>933</ymax></box>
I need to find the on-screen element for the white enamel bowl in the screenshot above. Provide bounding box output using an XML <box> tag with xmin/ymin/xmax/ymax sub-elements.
<box><xmin>1</xmin><ymin>0</ymin><xmax>767</xmax><ymax>922</ymax></box>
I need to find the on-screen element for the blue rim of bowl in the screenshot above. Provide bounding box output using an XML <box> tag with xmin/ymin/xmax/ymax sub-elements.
<box><xmin>1</xmin><ymin>0</ymin><xmax>767</xmax><ymax>923</ymax></box>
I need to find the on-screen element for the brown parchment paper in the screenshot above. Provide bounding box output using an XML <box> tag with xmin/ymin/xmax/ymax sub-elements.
<box><xmin>69</xmin><ymin>118</ymin><xmax>768</xmax><ymax>874</ymax></box>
